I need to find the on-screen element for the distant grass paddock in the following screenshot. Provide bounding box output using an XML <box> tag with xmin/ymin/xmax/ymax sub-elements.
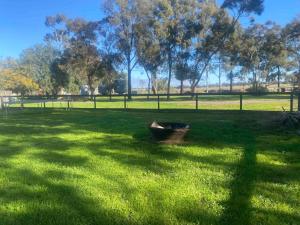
<box><xmin>3</xmin><ymin>93</ymin><xmax>299</xmax><ymax>111</ymax></box>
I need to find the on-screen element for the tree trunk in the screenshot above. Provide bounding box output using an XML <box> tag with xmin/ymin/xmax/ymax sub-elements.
<box><xmin>205</xmin><ymin>69</ymin><xmax>209</xmax><ymax>93</ymax></box>
<box><xmin>145</xmin><ymin>70</ymin><xmax>151</xmax><ymax>96</ymax></box>
<box><xmin>218</xmin><ymin>59</ymin><xmax>221</xmax><ymax>93</ymax></box>
<box><xmin>191</xmin><ymin>84</ymin><xmax>196</xmax><ymax>94</ymax></box>
<box><xmin>90</xmin><ymin>86</ymin><xmax>95</xmax><ymax>96</ymax></box>
<box><xmin>298</xmin><ymin>68</ymin><xmax>300</xmax><ymax>90</ymax></box>
<box><xmin>167</xmin><ymin>52</ymin><xmax>172</xmax><ymax>99</ymax></box>
<box><xmin>253</xmin><ymin>71</ymin><xmax>257</xmax><ymax>93</ymax></box>
<box><xmin>127</xmin><ymin>60</ymin><xmax>132</xmax><ymax>100</ymax></box>
<box><xmin>151</xmin><ymin>73</ymin><xmax>157</xmax><ymax>95</ymax></box>
<box><xmin>21</xmin><ymin>94</ymin><xmax>24</xmax><ymax>108</ymax></box>
<box><xmin>230</xmin><ymin>75</ymin><xmax>233</xmax><ymax>93</ymax></box>
<box><xmin>180</xmin><ymin>80</ymin><xmax>183</xmax><ymax>95</ymax></box>
<box><xmin>277</xmin><ymin>66</ymin><xmax>281</xmax><ymax>93</ymax></box>
<box><xmin>109</xmin><ymin>89</ymin><xmax>112</xmax><ymax>101</ymax></box>
<box><xmin>87</xmin><ymin>75</ymin><xmax>95</xmax><ymax>98</ymax></box>
<box><xmin>148</xmin><ymin>79</ymin><xmax>151</xmax><ymax>96</ymax></box>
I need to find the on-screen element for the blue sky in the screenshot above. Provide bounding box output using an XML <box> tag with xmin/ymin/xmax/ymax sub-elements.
<box><xmin>0</xmin><ymin>0</ymin><xmax>299</xmax><ymax>87</ymax></box>
<box><xmin>0</xmin><ymin>0</ymin><xmax>103</xmax><ymax>58</ymax></box>
<box><xmin>0</xmin><ymin>0</ymin><xmax>299</xmax><ymax>59</ymax></box>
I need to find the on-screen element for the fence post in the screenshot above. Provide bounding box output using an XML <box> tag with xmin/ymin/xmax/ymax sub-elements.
<box><xmin>21</xmin><ymin>96</ymin><xmax>24</xmax><ymax>108</ymax></box>
<box><xmin>67</xmin><ymin>100</ymin><xmax>70</xmax><ymax>110</ymax></box>
<box><xmin>290</xmin><ymin>93</ymin><xmax>294</xmax><ymax>112</ymax></box>
<box><xmin>157</xmin><ymin>95</ymin><xmax>160</xmax><ymax>110</ymax></box>
<box><xmin>94</xmin><ymin>96</ymin><xmax>97</xmax><ymax>109</ymax></box>
<box><xmin>298</xmin><ymin>93</ymin><xmax>300</xmax><ymax>112</ymax></box>
<box><xmin>240</xmin><ymin>94</ymin><xmax>243</xmax><ymax>111</ymax></box>
<box><xmin>196</xmin><ymin>94</ymin><xmax>199</xmax><ymax>110</ymax></box>
<box><xmin>43</xmin><ymin>101</ymin><xmax>46</xmax><ymax>109</ymax></box>
<box><xmin>124</xmin><ymin>95</ymin><xmax>127</xmax><ymax>109</ymax></box>
<box><xmin>0</xmin><ymin>97</ymin><xmax>3</xmax><ymax>109</ymax></box>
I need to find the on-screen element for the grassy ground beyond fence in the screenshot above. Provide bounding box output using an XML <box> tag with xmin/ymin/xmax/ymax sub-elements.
<box><xmin>5</xmin><ymin>94</ymin><xmax>299</xmax><ymax>111</ymax></box>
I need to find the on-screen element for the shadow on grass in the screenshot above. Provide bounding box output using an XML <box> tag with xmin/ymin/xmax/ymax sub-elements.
<box><xmin>0</xmin><ymin>108</ymin><xmax>299</xmax><ymax>225</ymax></box>
<box><xmin>219</xmin><ymin>143</ymin><xmax>257</xmax><ymax>225</ymax></box>
<box><xmin>0</xmin><ymin>167</ymin><xmax>137</xmax><ymax>225</ymax></box>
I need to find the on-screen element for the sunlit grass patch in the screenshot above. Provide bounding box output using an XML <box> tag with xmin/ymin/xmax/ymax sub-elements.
<box><xmin>0</xmin><ymin>109</ymin><xmax>299</xmax><ymax>225</ymax></box>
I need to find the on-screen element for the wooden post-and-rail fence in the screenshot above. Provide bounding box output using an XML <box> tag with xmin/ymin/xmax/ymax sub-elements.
<box><xmin>0</xmin><ymin>92</ymin><xmax>299</xmax><ymax>112</ymax></box>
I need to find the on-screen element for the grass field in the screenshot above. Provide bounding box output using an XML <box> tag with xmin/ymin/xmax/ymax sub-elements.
<box><xmin>0</xmin><ymin>109</ymin><xmax>299</xmax><ymax>225</ymax></box>
<box><xmin>7</xmin><ymin>94</ymin><xmax>299</xmax><ymax>111</ymax></box>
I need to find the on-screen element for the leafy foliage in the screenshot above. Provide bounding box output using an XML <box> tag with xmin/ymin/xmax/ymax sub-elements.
<box><xmin>0</xmin><ymin>69</ymin><xmax>39</xmax><ymax>95</ymax></box>
<box><xmin>19</xmin><ymin>44</ymin><xmax>60</xmax><ymax>95</ymax></box>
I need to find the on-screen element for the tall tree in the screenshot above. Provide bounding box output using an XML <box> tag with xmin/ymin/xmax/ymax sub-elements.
<box><xmin>174</xmin><ymin>53</ymin><xmax>191</xmax><ymax>94</ymax></box>
<box><xmin>45</xmin><ymin>15</ymin><xmax>104</xmax><ymax>95</ymax></box>
<box><xmin>221</xmin><ymin>24</ymin><xmax>243</xmax><ymax>92</ymax></box>
<box><xmin>135</xmin><ymin>3</ymin><xmax>164</xmax><ymax>95</ymax></box>
<box><xmin>19</xmin><ymin>44</ymin><xmax>59</xmax><ymax>95</ymax></box>
<box><xmin>45</xmin><ymin>14</ymin><xmax>69</xmax><ymax>51</ymax></box>
<box><xmin>261</xmin><ymin>22</ymin><xmax>288</xmax><ymax>92</ymax></box>
<box><xmin>153</xmin><ymin>0</ymin><xmax>203</xmax><ymax>97</ymax></box>
<box><xmin>238</xmin><ymin>23</ymin><xmax>265</xmax><ymax>92</ymax></box>
<box><xmin>189</xmin><ymin>0</ymin><xmax>264</xmax><ymax>93</ymax></box>
<box><xmin>103</xmin><ymin>0</ymin><xmax>145</xmax><ymax>99</ymax></box>
<box><xmin>284</xmin><ymin>17</ymin><xmax>300</xmax><ymax>89</ymax></box>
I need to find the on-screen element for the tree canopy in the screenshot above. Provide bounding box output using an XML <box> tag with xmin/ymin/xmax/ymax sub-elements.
<box><xmin>4</xmin><ymin>0</ymin><xmax>300</xmax><ymax>96</ymax></box>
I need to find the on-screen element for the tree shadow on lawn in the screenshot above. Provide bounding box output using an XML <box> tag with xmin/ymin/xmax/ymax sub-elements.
<box><xmin>85</xmin><ymin>116</ymin><xmax>299</xmax><ymax>225</ymax></box>
<box><xmin>0</xmin><ymin>150</ymin><xmax>216</xmax><ymax>225</ymax></box>
<box><xmin>187</xmin><ymin>118</ymin><xmax>300</xmax><ymax>225</ymax></box>
<box><xmin>0</xmin><ymin>109</ymin><xmax>299</xmax><ymax>225</ymax></box>
<box><xmin>0</xmin><ymin>167</ymin><xmax>139</xmax><ymax>225</ymax></box>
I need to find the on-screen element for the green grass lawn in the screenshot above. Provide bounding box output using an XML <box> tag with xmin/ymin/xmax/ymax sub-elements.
<box><xmin>0</xmin><ymin>109</ymin><xmax>299</xmax><ymax>225</ymax></box>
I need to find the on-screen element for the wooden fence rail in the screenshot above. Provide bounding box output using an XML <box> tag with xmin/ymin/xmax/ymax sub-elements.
<box><xmin>0</xmin><ymin>92</ymin><xmax>299</xmax><ymax>112</ymax></box>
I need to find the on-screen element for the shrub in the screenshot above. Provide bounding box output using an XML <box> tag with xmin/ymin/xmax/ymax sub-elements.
<box><xmin>246</xmin><ymin>86</ymin><xmax>268</xmax><ymax>93</ymax></box>
<box><xmin>114</xmin><ymin>79</ymin><xmax>127</xmax><ymax>94</ymax></box>
<box><xmin>277</xmin><ymin>111</ymin><xmax>300</xmax><ymax>128</ymax></box>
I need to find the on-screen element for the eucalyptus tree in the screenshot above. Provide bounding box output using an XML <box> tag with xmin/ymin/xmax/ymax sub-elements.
<box><xmin>216</xmin><ymin>56</ymin><xmax>223</xmax><ymax>92</ymax></box>
<box><xmin>152</xmin><ymin>0</ymin><xmax>203</xmax><ymax>97</ymax></box>
<box><xmin>284</xmin><ymin>17</ymin><xmax>300</xmax><ymax>89</ymax></box>
<box><xmin>103</xmin><ymin>0</ymin><xmax>148</xmax><ymax>99</ymax></box>
<box><xmin>19</xmin><ymin>44</ymin><xmax>60</xmax><ymax>95</ymax></box>
<box><xmin>45</xmin><ymin>15</ymin><xmax>104</xmax><ymax>95</ymax></box>
<box><xmin>174</xmin><ymin>52</ymin><xmax>192</xmax><ymax>94</ymax></box>
<box><xmin>50</xmin><ymin>57</ymin><xmax>70</xmax><ymax>95</ymax></box>
<box><xmin>45</xmin><ymin>14</ymin><xmax>69</xmax><ymax>52</ymax></box>
<box><xmin>220</xmin><ymin>23</ymin><xmax>243</xmax><ymax>92</ymax></box>
<box><xmin>222</xmin><ymin>56</ymin><xmax>240</xmax><ymax>92</ymax></box>
<box><xmin>97</xmin><ymin>54</ymin><xmax>121</xmax><ymax>96</ymax></box>
<box><xmin>189</xmin><ymin>0</ymin><xmax>264</xmax><ymax>93</ymax></box>
<box><xmin>237</xmin><ymin>23</ymin><xmax>267</xmax><ymax>92</ymax></box>
<box><xmin>135</xmin><ymin>1</ymin><xmax>164</xmax><ymax>95</ymax></box>
<box><xmin>136</xmin><ymin>38</ymin><xmax>163</xmax><ymax>94</ymax></box>
<box><xmin>258</xmin><ymin>22</ymin><xmax>289</xmax><ymax>91</ymax></box>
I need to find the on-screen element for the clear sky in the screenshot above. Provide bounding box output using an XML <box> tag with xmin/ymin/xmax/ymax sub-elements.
<box><xmin>0</xmin><ymin>0</ymin><xmax>103</xmax><ymax>58</ymax></box>
<box><xmin>0</xmin><ymin>0</ymin><xmax>299</xmax><ymax>87</ymax></box>
<box><xmin>0</xmin><ymin>0</ymin><xmax>299</xmax><ymax>59</ymax></box>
